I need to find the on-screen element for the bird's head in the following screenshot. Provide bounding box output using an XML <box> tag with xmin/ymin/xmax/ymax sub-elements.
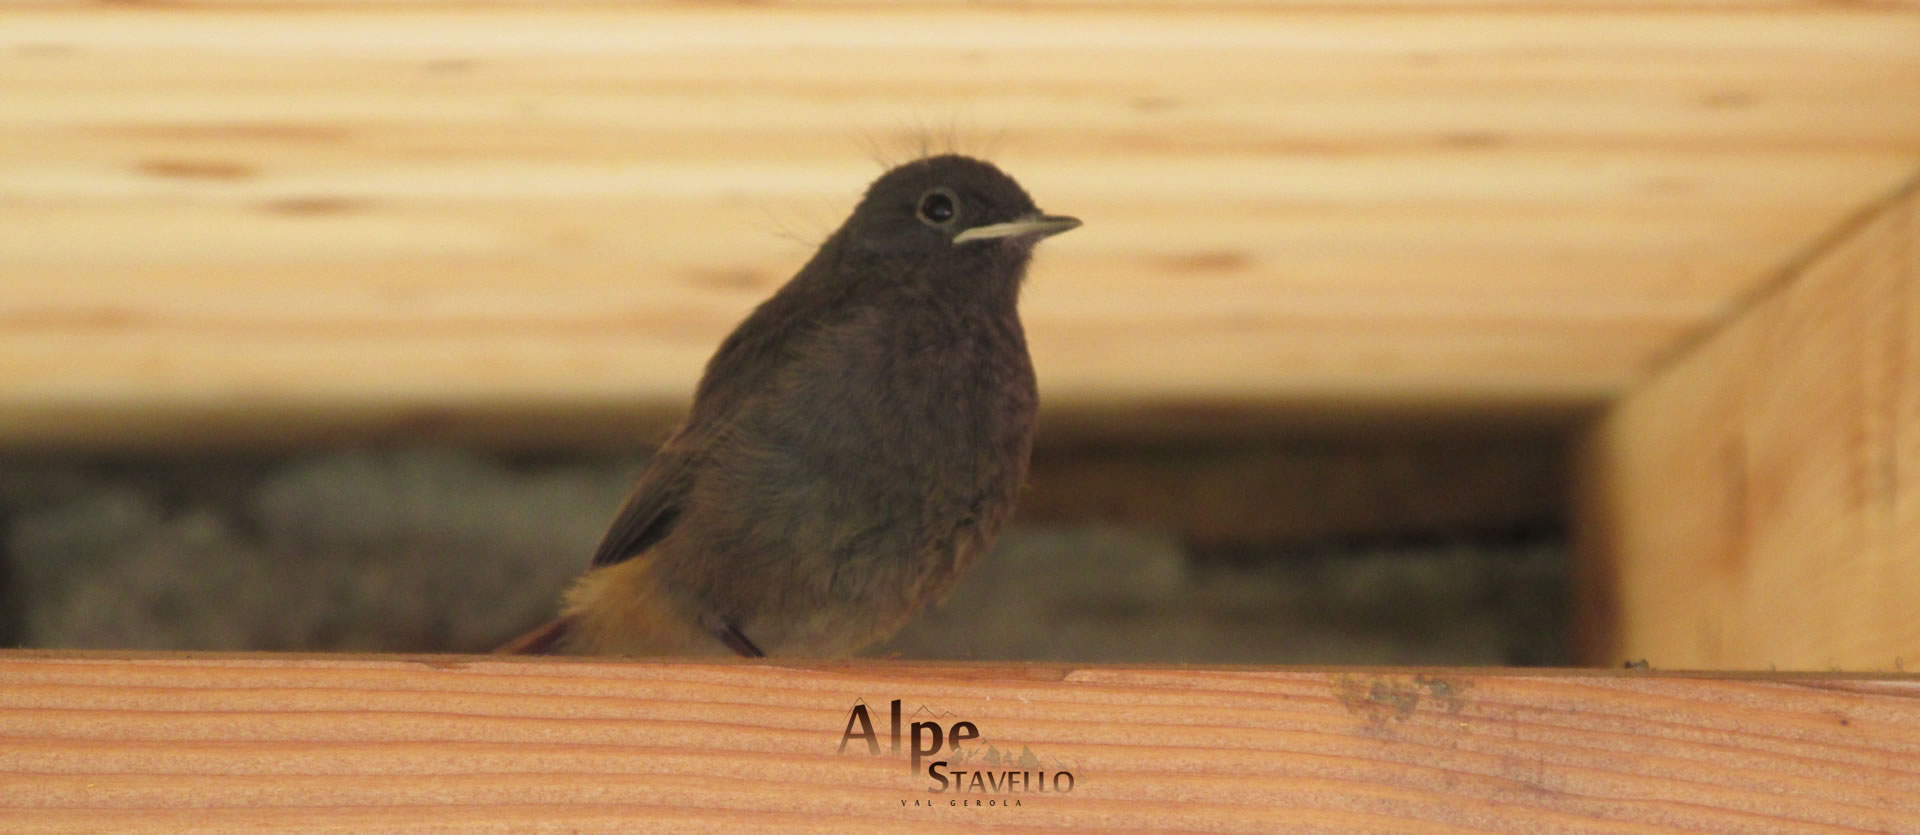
<box><xmin>845</xmin><ymin>155</ymin><xmax>1079</xmax><ymax>266</ymax></box>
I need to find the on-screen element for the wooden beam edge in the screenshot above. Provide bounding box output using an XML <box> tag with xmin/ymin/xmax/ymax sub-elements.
<box><xmin>1632</xmin><ymin>165</ymin><xmax>1920</xmax><ymax>385</ymax></box>
<box><xmin>9</xmin><ymin>648</ymin><xmax>1920</xmax><ymax>676</ymax></box>
<box><xmin>2</xmin><ymin>652</ymin><xmax>1918</xmax><ymax>832</ymax></box>
<box><xmin>1572</xmin><ymin>163</ymin><xmax>1920</xmax><ymax>669</ymax></box>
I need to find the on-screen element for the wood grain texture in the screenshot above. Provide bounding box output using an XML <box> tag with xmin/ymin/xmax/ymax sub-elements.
<box><xmin>1</xmin><ymin>653</ymin><xmax>1918</xmax><ymax>833</ymax></box>
<box><xmin>1575</xmin><ymin>175</ymin><xmax>1920</xmax><ymax>670</ymax></box>
<box><xmin>2</xmin><ymin>2</ymin><xmax>1919</xmax><ymax>445</ymax></box>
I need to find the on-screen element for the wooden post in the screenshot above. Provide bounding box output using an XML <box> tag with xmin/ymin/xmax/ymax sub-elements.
<box><xmin>1575</xmin><ymin>174</ymin><xmax>1920</xmax><ymax>669</ymax></box>
<box><xmin>1</xmin><ymin>653</ymin><xmax>1917</xmax><ymax>831</ymax></box>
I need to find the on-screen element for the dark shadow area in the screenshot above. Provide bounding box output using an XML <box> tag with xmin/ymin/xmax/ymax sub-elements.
<box><xmin>0</xmin><ymin>434</ymin><xmax>1572</xmax><ymax>664</ymax></box>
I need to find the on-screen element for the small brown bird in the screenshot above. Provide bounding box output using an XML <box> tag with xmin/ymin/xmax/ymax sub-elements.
<box><xmin>500</xmin><ymin>155</ymin><xmax>1078</xmax><ymax>657</ymax></box>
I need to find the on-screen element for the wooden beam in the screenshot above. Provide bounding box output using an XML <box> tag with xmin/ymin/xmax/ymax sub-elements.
<box><xmin>1574</xmin><ymin>173</ymin><xmax>1920</xmax><ymax>670</ymax></box>
<box><xmin>1</xmin><ymin>653</ymin><xmax>1917</xmax><ymax>832</ymax></box>
<box><xmin>4</xmin><ymin>2</ymin><xmax>1920</xmax><ymax>446</ymax></box>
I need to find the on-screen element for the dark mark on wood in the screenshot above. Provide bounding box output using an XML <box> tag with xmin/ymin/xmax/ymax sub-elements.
<box><xmin>137</xmin><ymin>159</ymin><xmax>256</xmax><ymax>181</ymax></box>
<box><xmin>1155</xmin><ymin>251</ymin><xmax>1251</xmax><ymax>273</ymax></box>
<box><xmin>1334</xmin><ymin>674</ymin><xmax>1417</xmax><ymax>728</ymax></box>
<box><xmin>1699</xmin><ymin>90</ymin><xmax>1757</xmax><ymax>109</ymax></box>
<box><xmin>1335</xmin><ymin>673</ymin><xmax>1474</xmax><ymax>728</ymax></box>
<box><xmin>1416</xmin><ymin>674</ymin><xmax>1471</xmax><ymax>714</ymax></box>
<box><xmin>1438</xmin><ymin>131</ymin><xmax>1505</xmax><ymax>150</ymax></box>
<box><xmin>262</xmin><ymin>197</ymin><xmax>367</xmax><ymax>216</ymax></box>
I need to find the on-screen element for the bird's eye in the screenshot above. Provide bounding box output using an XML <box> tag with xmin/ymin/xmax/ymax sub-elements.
<box><xmin>917</xmin><ymin>189</ymin><xmax>958</xmax><ymax>227</ymax></box>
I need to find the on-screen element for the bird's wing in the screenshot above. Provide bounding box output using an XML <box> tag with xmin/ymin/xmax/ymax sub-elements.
<box><xmin>588</xmin><ymin>240</ymin><xmax>848</xmax><ymax>569</ymax></box>
<box><xmin>586</xmin><ymin>305</ymin><xmax>801</xmax><ymax>570</ymax></box>
<box><xmin>589</xmin><ymin>441</ymin><xmax>699</xmax><ymax>567</ymax></box>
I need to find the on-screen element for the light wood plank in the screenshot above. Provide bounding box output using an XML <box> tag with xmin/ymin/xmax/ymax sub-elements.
<box><xmin>0</xmin><ymin>653</ymin><xmax>1917</xmax><ymax>832</ymax></box>
<box><xmin>1575</xmin><ymin>174</ymin><xmax>1920</xmax><ymax>670</ymax></box>
<box><xmin>3</xmin><ymin>3</ymin><xmax>1919</xmax><ymax>444</ymax></box>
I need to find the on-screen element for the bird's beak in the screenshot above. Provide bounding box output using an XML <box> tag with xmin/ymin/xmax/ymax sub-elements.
<box><xmin>952</xmin><ymin>213</ymin><xmax>1082</xmax><ymax>245</ymax></box>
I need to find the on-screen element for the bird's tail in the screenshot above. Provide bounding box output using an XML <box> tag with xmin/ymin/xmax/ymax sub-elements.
<box><xmin>494</xmin><ymin>616</ymin><xmax>575</xmax><ymax>655</ymax></box>
<box><xmin>516</xmin><ymin>557</ymin><xmax>747</xmax><ymax>657</ymax></box>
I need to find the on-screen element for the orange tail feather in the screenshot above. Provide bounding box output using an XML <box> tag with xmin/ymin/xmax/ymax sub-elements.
<box><xmin>494</xmin><ymin>617</ymin><xmax>574</xmax><ymax>655</ymax></box>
